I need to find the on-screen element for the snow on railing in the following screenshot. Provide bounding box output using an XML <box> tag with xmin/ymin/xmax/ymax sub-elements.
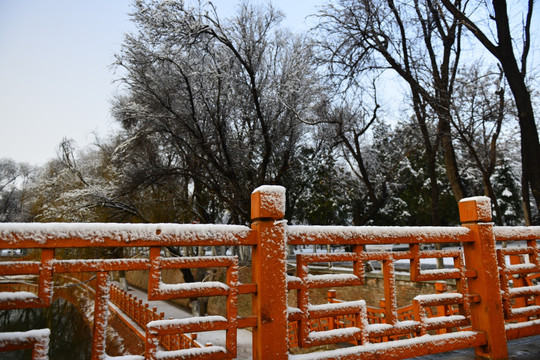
<box><xmin>0</xmin><ymin>223</ymin><xmax>253</xmax><ymax>360</ymax></box>
<box><xmin>109</xmin><ymin>284</ymin><xmax>203</xmax><ymax>351</ymax></box>
<box><xmin>494</xmin><ymin>226</ymin><xmax>540</xmax><ymax>340</ymax></box>
<box><xmin>287</xmin><ymin>285</ymin><xmax>465</xmax><ymax>348</ymax></box>
<box><xmin>0</xmin><ymin>188</ymin><xmax>539</xmax><ymax>360</ymax></box>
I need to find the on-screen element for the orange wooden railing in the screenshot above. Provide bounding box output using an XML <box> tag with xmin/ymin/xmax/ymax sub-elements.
<box><xmin>286</xmin><ymin>283</ymin><xmax>469</xmax><ymax>348</ymax></box>
<box><xmin>0</xmin><ymin>187</ymin><xmax>539</xmax><ymax>360</ymax></box>
<box><xmin>0</xmin><ymin>277</ymin><xmax>203</xmax><ymax>352</ymax></box>
<box><xmin>109</xmin><ymin>283</ymin><xmax>202</xmax><ymax>351</ymax></box>
<box><xmin>0</xmin><ymin>281</ymin><xmax>38</xmax><ymax>294</ymax></box>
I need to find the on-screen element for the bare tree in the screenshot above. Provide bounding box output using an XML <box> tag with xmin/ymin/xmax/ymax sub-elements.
<box><xmin>441</xmin><ymin>0</ymin><xmax>540</xmax><ymax>224</ymax></box>
<box><xmin>112</xmin><ymin>0</ymin><xmax>323</xmax><ymax>224</ymax></box>
<box><xmin>317</xmin><ymin>0</ymin><xmax>469</xmax><ymax>209</ymax></box>
<box><xmin>451</xmin><ymin>66</ymin><xmax>510</xmax><ymax>224</ymax></box>
<box><xmin>0</xmin><ymin>158</ymin><xmax>34</xmax><ymax>222</ymax></box>
<box><xmin>315</xmin><ymin>90</ymin><xmax>402</xmax><ymax>225</ymax></box>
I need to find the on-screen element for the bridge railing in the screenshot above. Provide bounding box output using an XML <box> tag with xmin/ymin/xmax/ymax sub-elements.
<box><xmin>109</xmin><ymin>284</ymin><xmax>203</xmax><ymax>351</ymax></box>
<box><xmin>0</xmin><ymin>186</ymin><xmax>539</xmax><ymax>360</ymax></box>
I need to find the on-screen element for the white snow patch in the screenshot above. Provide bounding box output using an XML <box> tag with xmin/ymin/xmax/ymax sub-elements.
<box><xmin>288</xmin><ymin>331</ymin><xmax>480</xmax><ymax>359</ymax></box>
<box><xmin>104</xmin><ymin>355</ymin><xmax>144</xmax><ymax>360</ymax></box>
<box><xmin>0</xmin><ymin>223</ymin><xmax>251</xmax><ymax>245</ymax></box>
<box><xmin>159</xmin><ymin>281</ymin><xmax>229</xmax><ymax>294</ymax></box>
<box><xmin>0</xmin><ymin>291</ymin><xmax>38</xmax><ymax>302</ymax></box>
<box><xmin>287</xmin><ymin>225</ymin><xmax>469</xmax><ymax>243</ymax></box>
<box><xmin>0</xmin><ymin>328</ymin><xmax>50</xmax><ymax>358</ymax></box>
<box><xmin>307</xmin><ymin>327</ymin><xmax>361</xmax><ymax>342</ymax></box>
<box><xmin>414</xmin><ymin>293</ymin><xmax>463</xmax><ymax>303</ymax></box>
<box><xmin>252</xmin><ymin>185</ymin><xmax>286</xmax><ymax>215</ymax></box>
<box><xmin>502</xmin><ymin>188</ymin><xmax>513</xmax><ymax>197</ymax></box>
<box><xmin>147</xmin><ymin>315</ymin><xmax>227</xmax><ymax>330</ymax></box>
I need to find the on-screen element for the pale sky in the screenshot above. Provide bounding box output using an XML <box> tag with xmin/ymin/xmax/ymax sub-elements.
<box><xmin>0</xmin><ymin>0</ymin><xmax>326</xmax><ymax>166</ymax></box>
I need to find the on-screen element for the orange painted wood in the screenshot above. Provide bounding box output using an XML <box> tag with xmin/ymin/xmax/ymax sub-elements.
<box><xmin>250</xmin><ymin>186</ymin><xmax>288</xmax><ymax>360</ymax></box>
<box><xmin>458</xmin><ymin>196</ymin><xmax>492</xmax><ymax>223</ymax></box>
<box><xmin>460</xmin><ymin>198</ymin><xmax>508</xmax><ymax>360</ymax></box>
<box><xmin>2</xmin><ymin>190</ymin><xmax>540</xmax><ymax>359</ymax></box>
<box><xmin>91</xmin><ymin>272</ymin><xmax>109</xmax><ymax>360</ymax></box>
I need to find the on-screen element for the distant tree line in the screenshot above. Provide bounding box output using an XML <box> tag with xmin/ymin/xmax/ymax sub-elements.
<box><xmin>1</xmin><ymin>0</ymin><xmax>538</xmax><ymax>227</ymax></box>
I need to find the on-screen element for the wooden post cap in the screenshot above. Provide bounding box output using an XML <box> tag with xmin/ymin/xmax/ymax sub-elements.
<box><xmin>251</xmin><ymin>185</ymin><xmax>286</xmax><ymax>220</ymax></box>
<box><xmin>458</xmin><ymin>196</ymin><xmax>492</xmax><ymax>223</ymax></box>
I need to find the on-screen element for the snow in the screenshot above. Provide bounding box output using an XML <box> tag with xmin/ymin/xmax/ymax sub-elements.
<box><xmin>159</xmin><ymin>281</ymin><xmax>229</xmax><ymax>294</ymax></box>
<box><xmin>424</xmin><ymin>315</ymin><xmax>466</xmax><ymax>326</ymax></box>
<box><xmin>308</xmin><ymin>300</ymin><xmax>366</xmax><ymax>314</ymax></box>
<box><xmin>0</xmin><ymin>290</ymin><xmax>38</xmax><ymax>302</ymax></box>
<box><xmin>288</xmin><ymin>306</ymin><xmax>302</xmax><ymax>316</ymax></box>
<box><xmin>509</xmin><ymin>284</ymin><xmax>540</xmax><ymax>297</ymax></box>
<box><xmin>154</xmin><ymin>345</ymin><xmax>226</xmax><ymax>359</ymax></box>
<box><xmin>0</xmin><ymin>260</ymin><xmax>37</xmax><ymax>268</ymax></box>
<box><xmin>511</xmin><ymin>305</ymin><xmax>540</xmax><ymax>316</ymax></box>
<box><xmin>0</xmin><ymin>328</ymin><xmax>50</xmax><ymax>359</ymax></box>
<box><xmin>506</xmin><ymin>263</ymin><xmax>536</xmax><ymax>272</ymax></box>
<box><xmin>252</xmin><ymin>185</ymin><xmax>286</xmax><ymax>215</ymax></box>
<box><xmin>307</xmin><ymin>327</ymin><xmax>361</xmax><ymax>342</ymax></box>
<box><xmin>288</xmin><ymin>331</ymin><xmax>481</xmax><ymax>359</ymax></box>
<box><xmin>493</xmin><ymin>226</ymin><xmax>540</xmax><ymax>241</ymax></box>
<box><xmin>502</xmin><ymin>188</ymin><xmax>513</xmax><ymax>197</ymax></box>
<box><xmin>419</xmin><ymin>268</ymin><xmax>460</xmax><ymax>276</ymax></box>
<box><xmin>0</xmin><ymin>223</ymin><xmax>252</xmax><ymax>245</ymax></box>
<box><xmin>459</xmin><ymin>196</ymin><xmax>492</xmax><ymax>220</ymax></box>
<box><xmin>366</xmin><ymin>323</ymin><xmax>393</xmax><ymax>332</ymax></box>
<box><xmin>0</xmin><ymin>328</ymin><xmax>50</xmax><ymax>345</ymax></box>
<box><xmin>306</xmin><ymin>273</ymin><xmax>360</xmax><ymax>286</ymax></box>
<box><xmin>367</xmin><ymin>320</ymin><xmax>419</xmax><ymax>334</ymax></box>
<box><xmin>505</xmin><ymin>318</ymin><xmax>540</xmax><ymax>330</ymax></box>
<box><xmin>414</xmin><ymin>293</ymin><xmax>463</xmax><ymax>303</ymax></box>
<box><xmin>287</xmin><ymin>225</ymin><xmax>470</xmax><ymax>244</ymax></box>
<box><xmin>147</xmin><ymin>315</ymin><xmax>227</xmax><ymax>331</ymax></box>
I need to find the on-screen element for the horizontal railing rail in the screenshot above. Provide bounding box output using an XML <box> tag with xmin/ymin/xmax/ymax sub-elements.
<box><xmin>0</xmin><ymin>187</ymin><xmax>538</xmax><ymax>360</ymax></box>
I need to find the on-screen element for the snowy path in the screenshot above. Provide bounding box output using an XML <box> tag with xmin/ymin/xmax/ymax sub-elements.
<box><xmin>113</xmin><ymin>284</ymin><xmax>253</xmax><ymax>359</ymax></box>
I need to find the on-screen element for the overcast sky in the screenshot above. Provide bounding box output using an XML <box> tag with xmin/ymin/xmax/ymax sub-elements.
<box><xmin>0</xmin><ymin>0</ymin><xmax>326</xmax><ymax>166</ymax></box>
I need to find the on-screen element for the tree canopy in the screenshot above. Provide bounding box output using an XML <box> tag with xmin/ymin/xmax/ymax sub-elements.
<box><xmin>4</xmin><ymin>0</ymin><xmax>537</xmax><ymax>227</ymax></box>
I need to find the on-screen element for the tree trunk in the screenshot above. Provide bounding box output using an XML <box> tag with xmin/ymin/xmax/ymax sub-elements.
<box><xmin>491</xmin><ymin>0</ymin><xmax>540</xmax><ymax>220</ymax></box>
<box><xmin>440</xmin><ymin>0</ymin><xmax>540</xmax><ymax>223</ymax></box>
<box><xmin>504</xmin><ymin>71</ymin><xmax>540</xmax><ymax>222</ymax></box>
<box><xmin>438</xmin><ymin>113</ymin><xmax>467</xmax><ymax>202</ymax></box>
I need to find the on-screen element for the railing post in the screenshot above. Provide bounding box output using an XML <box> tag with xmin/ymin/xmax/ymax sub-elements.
<box><xmin>251</xmin><ymin>185</ymin><xmax>288</xmax><ymax>360</ymax></box>
<box><xmin>91</xmin><ymin>272</ymin><xmax>109</xmax><ymax>360</ymax></box>
<box><xmin>459</xmin><ymin>197</ymin><xmax>508</xmax><ymax>360</ymax></box>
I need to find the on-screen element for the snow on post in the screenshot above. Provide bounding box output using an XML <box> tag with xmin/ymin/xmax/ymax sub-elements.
<box><xmin>458</xmin><ymin>196</ymin><xmax>492</xmax><ymax>223</ymax></box>
<box><xmin>251</xmin><ymin>185</ymin><xmax>285</xmax><ymax>220</ymax></box>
